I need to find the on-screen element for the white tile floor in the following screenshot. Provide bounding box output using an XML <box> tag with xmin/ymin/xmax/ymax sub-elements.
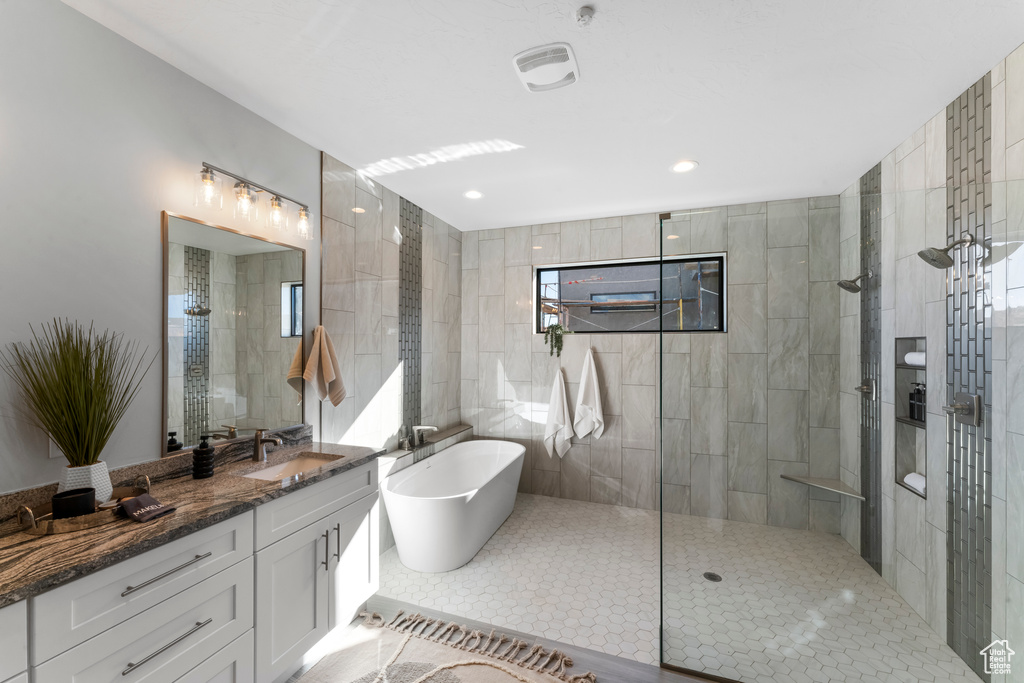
<box><xmin>378</xmin><ymin>493</ymin><xmax>982</xmax><ymax>683</ymax></box>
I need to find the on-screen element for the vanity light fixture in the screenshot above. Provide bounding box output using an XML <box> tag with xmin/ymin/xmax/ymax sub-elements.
<box><xmin>671</xmin><ymin>159</ymin><xmax>699</xmax><ymax>173</ymax></box>
<box><xmin>194</xmin><ymin>163</ymin><xmax>313</xmax><ymax>239</ymax></box>
<box><xmin>352</xmin><ymin>207</ymin><xmax>366</xmax><ymax>213</ymax></box>
<box><xmin>464</xmin><ymin>190</ymin><xmax>483</xmax><ymax>199</ymax></box>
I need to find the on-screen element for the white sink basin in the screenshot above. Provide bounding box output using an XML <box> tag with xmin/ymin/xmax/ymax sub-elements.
<box><xmin>242</xmin><ymin>457</ymin><xmax>333</xmax><ymax>481</ymax></box>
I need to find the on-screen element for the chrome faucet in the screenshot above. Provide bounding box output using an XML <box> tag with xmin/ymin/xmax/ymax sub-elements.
<box><xmin>253</xmin><ymin>429</ymin><xmax>283</xmax><ymax>462</ymax></box>
<box><xmin>411</xmin><ymin>425</ymin><xmax>438</xmax><ymax>447</ymax></box>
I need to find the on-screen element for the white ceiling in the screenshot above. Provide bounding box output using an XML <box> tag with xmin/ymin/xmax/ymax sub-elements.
<box><xmin>64</xmin><ymin>0</ymin><xmax>1024</xmax><ymax>231</ymax></box>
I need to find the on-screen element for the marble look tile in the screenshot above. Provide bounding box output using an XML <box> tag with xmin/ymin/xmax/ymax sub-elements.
<box><xmin>590</xmin><ymin>414</ymin><xmax>622</xmax><ymax>479</ymax></box>
<box><xmin>881</xmin><ymin>213</ymin><xmax>896</xmax><ymax>311</ymax></box>
<box><xmin>767</xmin><ymin>318</ymin><xmax>809</xmax><ymax>390</ymax></box>
<box><xmin>690</xmin><ymin>387</ymin><xmax>727</xmax><ymax>455</ymax></box>
<box><xmin>462</xmin><ymin>230</ymin><xmax>479</xmax><ymax>269</ymax></box>
<box><xmin>661</xmin><ymin>352</ymin><xmax>690</xmax><ymax>420</ymax></box>
<box><xmin>591</xmin><ymin>227</ymin><xmax>622</xmax><ymax>261</ymax></box>
<box><xmin>662</xmin><ymin>418</ymin><xmax>690</xmax><ymax>486</ymax></box>
<box><xmin>559</xmin><ymin>445</ymin><xmax>590</xmax><ymax>501</ymax></box>
<box><xmin>1006</xmin><ymin>328</ymin><xmax>1024</xmax><ymax>434</ymax></box>
<box><xmin>532</xmin><ymin>470</ymin><xmax>560</xmax><ymax>497</ymax></box>
<box><xmin>839</xmin><ymin>315</ymin><xmax>860</xmax><ymax>393</ymax></box>
<box><xmin>896</xmin><ymin>159</ymin><xmax>927</xmax><ymax>260</ymax></box>
<box><xmin>590</xmin><ymin>476</ymin><xmax>622</xmax><ymax>506</ymax></box>
<box><xmin>925</xmin><ymin>521</ymin><xmax>947</xmax><ymax>635</ymax></box>
<box><xmin>559</xmin><ymin>220</ymin><xmax>591</xmax><ymax>262</ymax></box>
<box><xmin>727</xmin><ymin>491</ymin><xmax>766</xmax><ymax>525</ymax></box>
<box><xmin>502</xmin><ymin>225</ymin><xmax>531</xmax><ymax>267</ymax></box>
<box><xmin>622</xmin><ymin>213</ymin><xmax>658</xmax><ymax>259</ymax></box>
<box><xmin>727</xmin><ymin>422</ymin><xmax>767</xmax><ymax>493</ymax></box>
<box><xmin>767</xmin><ymin>246</ymin><xmax>809</xmax><ymax>319</ymax></box>
<box><xmin>727</xmin><ymin>284</ymin><xmax>767</xmax><ymax>354</ymax></box>
<box><xmin>767</xmin><ymin>389</ymin><xmax>809</xmax><ymax>461</ymax></box>
<box><xmin>322</xmin><ymin>154</ymin><xmax>357</xmax><ymax>224</ymax></box>
<box><xmin>895</xmin><ymin>551</ymin><xmax>927</xmax><ymax>618</ymax></box>
<box><xmin>1007</xmin><ymin>44</ymin><xmax>1024</xmax><ymax>148</ymax></box>
<box><xmin>808</xmin><ymin>355</ymin><xmax>839</xmax><ymax>428</ymax></box>
<box><xmin>809</xmin><ymin>500</ymin><xmax>840</xmax><ymax>533</ymax></box>
<box><xmin>382</xmin><ymin>187</ymin><xmax>400</xmax><ymax>245</ymax></box>
<box><xmin>461</xmin><ymin>326</ymin><xmax>478</xmax><ymax>380</ymax></box>
<box><xmin>594</xmin><ymin>351</ymin><xmax>622</xmax><ymax>416</ymax></box>
<box><xmin>478</xmin><ymin>352</ymin><xmax>506</xmax><ymax>410</ymax></box>
<box><xmin>925</xmin><ymin>417</ymin><xmax>946</xmax><ymax>531</ymax></box>
<box><xmin>478</xmin><ymin>239</ymin><xmax>505</xmax><ymax>295</ymax></box>
<box><xmin>661</xmin><ymin>218</ymin><xmax>691</xmax><ymax>256</ymax></box>
<box><xmin>767</xmin><ymin>460</ymin><xmax>809</xmax><ymax>529</ymax></box>
<box><xmin>727</xmin><ymin>353</ymin><xmax>767</xmax><ymax>424</ymax></box>
<box><xmin>662</xmin><ymin>483</ymin><xmax>690</xmax><ymax>515</ymax></box>
<box><xmin>690</xmin><ymin>334</ymin><xmax>728</xmax><ymax>388</ymax></box>
<box><xmin>461</xmin><ymin>269</ymin><xmax>479</xmax><ymax>324</ymax></box>
<box><xmin>809</xmin><ymin>195</ymin><xmax>840</xmax><ymax>210</ymax></box>
<box><xmin>690</xmin><ymin>454</ymin><xmax>727</xmax><ymax>519</ymax></box>
<box><xmin>809</xmin><ymin>281</ymin><xmax>839</xmax><ymax>355</ymax></box>
<box><xmin>728</xmin><ymin>202</ymin><xmax>766</xmax><ymax>216</ymax></box>
<box><xmin>839</xmin><ymin>392</ymin><xmax>860</xmax><ymax>475</ymax></box>
<box><xmin>808</xmin><ymin>427</ymin><xmax>840</xmax><ymax>481</ymax></box>
<box><xmin>1007</xmin><ymin>431</ymin><xmax>1024</xmax><ymax>582</ymax></box>
<box><xmin>504</xmin><ymin>265</ymin><xmax>532</xmax><ymax>322</ymax></box>
<box><xmin>895</xmin><ymin>484</ymin><xmax>927</xmax><ymax>571</ymax></box>
<box><xmin>530</xmin><ymin>233</ymin><xmax>560</xmax><ymax>264</ymax></box>
<box><xmin>767</xmin><ymin>198</ymin><xmax>809</xmax><ymax>248</ymax></box>
<box><xmin>354</xmin><ymin>189</ymin><xmax>383</xmax><ymax>276</ymax></box>
<box><xmin>838</xmin><ymin>235</ymin><xmax>861</xmax><ymax>319</ymax></box>
<box><xmin>622</xmin><ymin>385</ymin><xmax>656</xmax><ymax>450</ymax></box>
<box><xmin>478</xmin><ymin>296</ymin><xmax>505</xmax><ymax>352</ymax></box>
<box><xmin>381</xmin><ymin>241</ymin><xmax>399</xmax><ymax>318</ymax></box>
<box><xmin>622</xmin><ymin>334</ymin><xmax>656</xmax><ymax>386</ymax></box>
<box><xmin>808</xmin><ymin>207</ymin><xmax>840</xmax><ymax>283</ymax></box>
<box><xmin>689</xmin><ymin>207</ymin><xmax>728</xmax><ymax>253</ymax></box>
<box><xmin>505</xmin><ymin>323</ymin><xmax>532</xmax><ymax>382</ymax></box>
<box><xmin>727</xmin><ymin>214</ymin><xmax>767</xmax><ymax>285</ymax></box>
<box><xmin>354</xmin><ymin>272</ymin><xmax>381</xmax><ymax>354</ymax></box>
<box><xmin>894</xmin><ymin>256</ymin><xmax>927</xmax><ymax>337</ymax></box>
<box><xmin>622</xmin><ymin>449</ymin><xmax>657</xmax><ymax>510</ymax></box>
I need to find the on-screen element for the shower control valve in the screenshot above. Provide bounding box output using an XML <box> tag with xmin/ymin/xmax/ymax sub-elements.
<box><xmin>943</xmin><ymin>392</ymin><xmax>981</xmax><ymax>427</ymax></box>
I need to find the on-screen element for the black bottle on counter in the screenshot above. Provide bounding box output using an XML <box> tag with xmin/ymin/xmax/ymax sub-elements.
<box><xmin>192</xmin><ymin>435</ymin><xmax>215</xmax><ymax>480</ymax></box>
<box><xmin>167</xmin><ymin>431</ymin><xmax>183</xmax><ymax>453</ymax></box>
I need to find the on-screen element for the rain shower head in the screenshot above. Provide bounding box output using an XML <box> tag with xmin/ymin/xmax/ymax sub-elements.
<box><xmin>836</xmin><ymin>271</ymin><xmax>871</xmax><ymax>293</ymax></box>
<box><xmin>917</xmin><ymin>234</ymin><xmax>975</xmax><ymax>269</ymax></box>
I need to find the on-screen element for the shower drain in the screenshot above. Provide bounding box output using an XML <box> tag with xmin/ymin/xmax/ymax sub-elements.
<box><xmin>703</xmin><ymin>572</ymin><xmax>723</xmax><ymax>582</ymax></box>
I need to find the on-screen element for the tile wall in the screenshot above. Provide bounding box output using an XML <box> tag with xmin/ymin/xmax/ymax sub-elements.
<box><xmin>320</xmin><ymin>153</ymin><xmax>462</xmax><ymax>451</ymax></box>
<box><xmin>460</xmin><ymin>199</ymin><xmax>842</xmax><ymax>531</ymax></box>
<box><xmin>839</xmin><ymin>42</ymin><xmax>1024</xmax><ymax>681</ymax></box>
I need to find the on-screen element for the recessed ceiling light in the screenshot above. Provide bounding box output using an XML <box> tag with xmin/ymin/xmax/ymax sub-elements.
<box><xmin>666</xmin><ymin>234</ymin><xmax>679</xmax><ymax>240</ymax></box>
<box><xmin>671</xmin><ymin>160</ymin><xmax>699</xmax><ymax>173</ymax></box>
<box><xmin>352</xmin><ymin>207</ymin><xmax>366</xmax><ymax>213</ymax></box>
<box><xmin>464</xmin><ymin>190</ymin><xmax>483</xmax><ymax>199</ymax></box>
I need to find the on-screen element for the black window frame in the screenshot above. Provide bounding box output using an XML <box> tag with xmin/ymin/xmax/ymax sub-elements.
<box><xmin>535</xmin><ymin>255</ymin><xmax>725</xmax><ymax>334</ymax></box>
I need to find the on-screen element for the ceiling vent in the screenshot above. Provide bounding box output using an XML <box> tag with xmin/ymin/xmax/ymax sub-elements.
<box><xmin>512</xmin><ymin>43</ymin><xmax>579</xmax><ymax>92</ymax></box>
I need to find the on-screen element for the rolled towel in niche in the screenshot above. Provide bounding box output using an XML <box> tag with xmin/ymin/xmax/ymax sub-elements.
<box><xmin>904</xmin><ymin>472</ymin><xmax>926</xmax><ymax>496</ymax></box>
<box><xmin>904</xmin><ymin>351</ymin><xmax>926</xmax><ymax>367</ymax></box>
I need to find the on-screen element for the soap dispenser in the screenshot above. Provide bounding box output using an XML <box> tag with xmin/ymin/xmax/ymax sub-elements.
<box><xmin>192</xmin><ymin>435</ymin><xmax>215</xmax><ymax>479</ymax></box>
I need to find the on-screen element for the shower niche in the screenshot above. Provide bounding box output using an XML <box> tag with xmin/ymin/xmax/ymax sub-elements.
<box><xmin>894</xmin><ymin>337</ymin><xmax>926</xmax><ymax>498</ymax></box>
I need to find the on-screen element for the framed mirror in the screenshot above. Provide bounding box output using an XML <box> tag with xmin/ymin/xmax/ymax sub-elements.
<box><xmin>162</xmin><ymin>212</ymin><xmax>305</xmax><ymax>454</ymax></box>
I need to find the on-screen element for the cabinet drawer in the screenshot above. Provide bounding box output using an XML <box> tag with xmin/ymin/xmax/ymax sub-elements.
<box><xmin>177</xmin><ymin>630</ymin><xmax>254</xmax><ymax>683</ymax></box>
<box><xmin>0</xmin><ymin>601</ymin><xmax>26</xmax><ymax>681</ymax></box>
<box><xmin>32</xmin><ymin>511</ymin><xmax>253</xmax><ymax>664</ymax></box>
<box><xmin>255</xmin><ymin>463</ymin><xmax>376</xmax><ymax>549</ymax></box>
<box><xmin>34</xmin><ymin>557</ymin><xmax>253</xmax><ymax>683</ymax></box>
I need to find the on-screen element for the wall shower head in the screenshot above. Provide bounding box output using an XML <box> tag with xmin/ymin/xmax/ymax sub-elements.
<box><xmin>917</xmin><ymin>234</ymin><xmax>975</xmax><ymax>269</ymax></box>
<box><xmin>836</xmin><ymin>271</ymin><xmax>871</xmax><ymax>293</ymax></box>
<box><xmin>185</xmin><ymin>305</ymin><xmax>212</xmax><ymax>317</ymax></box>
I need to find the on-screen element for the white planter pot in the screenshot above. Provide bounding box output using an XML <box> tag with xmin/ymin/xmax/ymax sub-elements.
<box><xmin>57</xmin><ymin>461</ymin><xmax>113</xmax><ymax>504</ymax></box>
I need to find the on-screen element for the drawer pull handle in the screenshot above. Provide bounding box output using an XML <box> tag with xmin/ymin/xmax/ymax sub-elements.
<box><xmin>121</xmin><ymin>552</ymin><xmax>213</xmax><ymax>597</ymax></box>
<box><xmin>333</xmin><ymin>523</ymin><xmax>341</xmax><ymax>561</ymax></box>
<box><xmin>122</xmin><ymin>618</ymin><xmax>212</xmax><ymax>676</ymax></box>
<box><xmin>322</xmin><ymin>530</ymin><xmax>330</xmax><ymax>570</ymax></box>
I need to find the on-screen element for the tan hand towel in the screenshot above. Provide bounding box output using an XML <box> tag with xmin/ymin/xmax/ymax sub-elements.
<box><xmin>303</xmin><ymin>325</ymin><xmax>347</xmax><ymax>406</ymax></box>
<box><xmin>286</xmin><ymin>341</ymin><xmax>303</xmax><ymax>402</ymax></box>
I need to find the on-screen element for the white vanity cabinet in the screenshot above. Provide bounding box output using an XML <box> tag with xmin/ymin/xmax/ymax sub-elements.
<box><xmin>0</xmin><ymin>600</ymin><xmax>27</xmax><ymax>682</ymax></box>
<box><xmin>254</xmin><ymin>462</ymin><xmax>379</xmax><ymax>682</ymax></box>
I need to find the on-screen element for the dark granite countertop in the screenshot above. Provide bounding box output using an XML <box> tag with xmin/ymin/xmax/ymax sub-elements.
<box><xmin>0</xmin><ymin>442</ymin><xmax>384</xmax><ymax>608</ymax></box>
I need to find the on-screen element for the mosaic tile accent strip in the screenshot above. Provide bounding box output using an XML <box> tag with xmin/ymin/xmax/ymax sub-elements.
<box><xmin>183</xmin><ymin>245</ymin><xmax>211</xmax><ymax>446</ymax></box>
<box><xmin>859</xmin><ymin>164</ymin><xmax>882</xmax><ymax>574</ymax></box>
<box><xmin>399</xmin><ymin>198</ymin><xmax>423</xmax><ymax>430</ymax></box>
<box><xmin>378</xmin><ymin>493</ymin><xmax>981</xmax><ymax>682</ymax></box>
<box><xmin>945</xmin><ymin>74</ymin><xmax>992</xmax><ymax>679</ymax></box>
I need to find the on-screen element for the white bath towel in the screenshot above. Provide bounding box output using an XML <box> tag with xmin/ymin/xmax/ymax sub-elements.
<box><xmin>303</xmin><ymin>325</ymin><xmax>347</xmax><ymax>406</ymax></box>
<box><xmin>904</xmin><ymin>472</ymin><xmax>926</xmax><ymax>496</ymax></box>
<box><xmin>904</xmin><ymin>351</ymin><xmax>926</xmax><ymax>367</ymax></box>
<box><xmin>544</xmin><ymin>369</ymin><xmax>574</xmax><ymax>458</ymax></box>
<box><xmin>573</xmin><ymin>347</ymin><xmax>605</xmax><ymax>440</ymax></box>
<box><xmin>286</xmin><ymin>341</ymin><xmax>304</xmax><ymax>402</ymax></box>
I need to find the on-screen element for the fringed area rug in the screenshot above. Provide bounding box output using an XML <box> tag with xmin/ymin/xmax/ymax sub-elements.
<box><xmin>301</xmin><ymin>610</ymin><xmax>597</xmax><ymax>683</ymax></box>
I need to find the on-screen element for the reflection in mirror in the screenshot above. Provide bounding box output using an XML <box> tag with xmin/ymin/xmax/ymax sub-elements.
<box><xmin>164</xmin><ymin>214</ymin><xmax>304</xmax><ymax>453</ymax></box>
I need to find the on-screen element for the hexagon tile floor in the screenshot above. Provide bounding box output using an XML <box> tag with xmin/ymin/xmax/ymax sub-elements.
<box><xmin>378</xmin><ymin>493</ymin><xmax>982</xmax><ymax>683</ymax></box>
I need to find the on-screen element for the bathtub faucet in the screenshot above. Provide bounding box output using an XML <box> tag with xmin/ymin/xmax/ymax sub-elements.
<box><xmin>412</xmin><ymin>425</ymin><xmax>438</xmax><ymax>447</ymax></box>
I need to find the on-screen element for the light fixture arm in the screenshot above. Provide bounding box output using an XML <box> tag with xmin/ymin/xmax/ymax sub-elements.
<box><xmin>202</xmin><ymin>162</ymin><xmax>308</xmax><ymax>211</ymax></box>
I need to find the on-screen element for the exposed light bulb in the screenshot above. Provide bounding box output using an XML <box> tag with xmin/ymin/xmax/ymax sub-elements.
<box><xmin>234</xmin><ymin>182</ymin><xmax>258</xmax><ymax>221</ymax></box>
<box><xmin>193</xmin><ymin>168</ymin><xmax>223</xmax><ymax>209</ymax></box>
<box><xmin>666</xmin><ymin>234</ymin><xmax>680</xmax><ymax>240</ymax></box>
<box><xmin>266</xmin><ymin>195</ymin><xmax>288</xmax><ymax>231</ymax></box>
<box><xmin>296</xmin><ymin>206</ymin><xmax>312</xmax><ymax>240</ymax></box>
<box><xmin>671</xmin><ymin>160</ymin><xmax>699</xmax><ymax>173</ymax></box>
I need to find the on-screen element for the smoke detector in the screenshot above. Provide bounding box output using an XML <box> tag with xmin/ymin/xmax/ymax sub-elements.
<box><xmin>512</xmin><ymin>42</ymin><xmax>579</xmax><ymax>92</ymax></box>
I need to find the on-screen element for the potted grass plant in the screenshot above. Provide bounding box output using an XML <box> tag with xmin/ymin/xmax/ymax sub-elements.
<box><xmin>0</xmin><ymin>319</ymin><xmax>153</xmax><ymax>504</ymax></box>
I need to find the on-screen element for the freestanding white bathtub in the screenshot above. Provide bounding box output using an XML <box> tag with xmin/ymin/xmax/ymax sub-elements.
<box><xmin>382</xmin><ymin>440</ymin><xmax>525</xmax><ymax>573</ymax></box>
